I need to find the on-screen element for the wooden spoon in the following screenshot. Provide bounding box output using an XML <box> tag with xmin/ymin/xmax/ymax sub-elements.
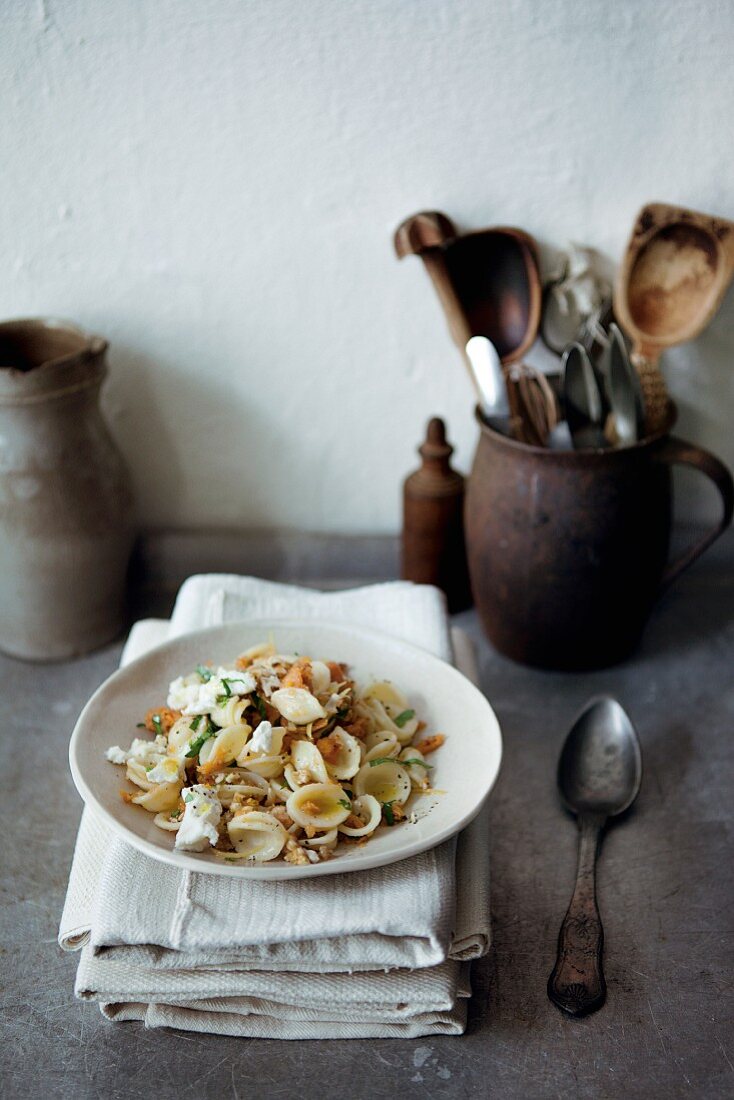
<box><xmin>615</xmin><ymin>201</ymin><xmax>734</xmax><ymax>432</ymax></box>
<box><xmin>394</xmin><ymin>210</ymin><xmax>542</xmax><ymax>366</ymax></box>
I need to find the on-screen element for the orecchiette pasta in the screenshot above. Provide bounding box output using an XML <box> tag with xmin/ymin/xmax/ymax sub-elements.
<box><xmin>105</xmin><ymin>642</ymin><xmax>443</xmax><ymax>864</ymax></box>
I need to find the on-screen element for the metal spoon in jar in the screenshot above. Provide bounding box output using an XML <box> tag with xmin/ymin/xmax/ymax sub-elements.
<box><xmin>561</xmin><ymin>342</ymin><xmax>609</xmax><ymax>450</ymax></box>
<box><xmin>547</xmin><ymin>697</ymin><xmax>643</xmax><ymax>1017</ymax></box>
<box><xmin>465</xmin><ymin>336</ymin><xmax>512</xmax><ymax>434</ymax></box>
<box><xmin>607</xmin><ymin>323</ymin><xmax>646</xmax><ymax>446</ymax></box>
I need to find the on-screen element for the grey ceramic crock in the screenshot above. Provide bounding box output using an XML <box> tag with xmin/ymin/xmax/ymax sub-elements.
<box><xmin>0</xmin><ymin>319</ymin><xmax>134</xmax><ymax>660</ymax></box>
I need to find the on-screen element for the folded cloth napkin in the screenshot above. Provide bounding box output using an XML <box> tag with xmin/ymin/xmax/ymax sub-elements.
<box><xmin>59</xmin><ymin>576</ymin><xmax>492</xmax><ymax>1038</ymax></box>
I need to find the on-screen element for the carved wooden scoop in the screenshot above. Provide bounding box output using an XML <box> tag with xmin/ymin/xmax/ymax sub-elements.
<box><xmin>394</xmin><ymin>210</ymin><xmax>542</xmax><ymax>366</ymax></box>
<box><xmin>615</xmin><ymin>201</ymin><xmax>734</xmax><ymax>432</ymax></box>
<box><xmin>548</xmin><ymin>697</ymin><xmax>642</xmax><ymax>1017</ymax></box>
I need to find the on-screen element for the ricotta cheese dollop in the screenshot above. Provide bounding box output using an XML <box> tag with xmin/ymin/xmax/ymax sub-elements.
<box><xmin>174</xmin><ymin>785</ymin><xmax>222</xmax><ymax>852</ymax></box>
<box><xmin>105</xmin><ymin>734</ymin><xmax>168</xmax><ymax>766</ymax></box>
<box><xmin>167</xmin><ymin>668</ymin><xmax>256</xmax><ymax>715</ymax></box>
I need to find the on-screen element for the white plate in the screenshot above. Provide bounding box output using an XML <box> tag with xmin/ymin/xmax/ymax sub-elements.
<box><xmin>69</xmin><ymin>619</ymin><xmax>502</xmax><ymax>879</ymax></box>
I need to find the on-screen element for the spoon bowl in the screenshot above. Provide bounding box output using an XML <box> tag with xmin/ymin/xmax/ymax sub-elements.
<box><xmin>558</xmin><ymin>696</ymin><xmax>642</xmax><ymax>818</ymax></box>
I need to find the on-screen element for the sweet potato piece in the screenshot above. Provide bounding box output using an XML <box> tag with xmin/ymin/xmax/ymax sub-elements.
<box><xmin>144</xmin><ymin>707</ymin><xmax>181</xmax><ymax>734</ymax></box>
<box><xmin>413</xmin><ymin>734</ymin><xmax>445</xmax><ymax>755</ymax></box>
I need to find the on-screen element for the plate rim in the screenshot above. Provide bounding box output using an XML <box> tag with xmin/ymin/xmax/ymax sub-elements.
<box><xmin>69</xmin><ymin>617</ymin><xmax>503</xmax><ymax>879</ymax></box>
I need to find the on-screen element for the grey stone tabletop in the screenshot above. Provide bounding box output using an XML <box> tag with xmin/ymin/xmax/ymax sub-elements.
<box><xmin>1</xmin><ymin>535</ymin><xmax>732</xmax><ymax>1100</ymax></box>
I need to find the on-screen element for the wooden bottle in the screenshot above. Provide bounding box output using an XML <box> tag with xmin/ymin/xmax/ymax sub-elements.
<box><xmin>401</xmin><ymin>417</ymin><xmax>472</xmax><ymax>612</ymax></box>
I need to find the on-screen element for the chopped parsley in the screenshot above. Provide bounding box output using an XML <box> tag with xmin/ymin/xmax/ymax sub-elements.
<box><xmin>184</xmin><ymin>793</ymin><xmax>195</xmax><ymax>803</ymax></box>
<box><xmin>216</xmin><ymin>678</ymin><xmax>233</xmax><ymax>704</ymax></box>
<box><xmin>253</xmin><ymin>693</ymin><xmax>268</xmax><ymax>720</ymax></box>
<box><xmin>394</xmin><ymin>709</ymin><xmax>415</xmax><ymax>728</ymax></box>
<box><xmin>136</xmin><ymin>722</ymin><xmax>146</xmax><ymax>729</ymax></box>
<box><xmin>381</xmin><ymin>801</ymin><xmax>396</xmax><ymax>826</ymax></box>
<box><xmin>151</xmin><ymin>713</ymin><xmax>164</xmax><ymax>738</ymax></box>
<box><xmin>185</xmin><ymin>718</ymin><xmax>215</xmax><ymax>758</ymax></box>
<box><xmin>400</xmin><ymin>758</ymin><xmax>432</xmax><ymax>769</ymax></box>
<box><xmin>369</xmin><ymin>756</ymin><xmax>402</xmax><ymax>767</ymax></box>
<box><xmin>190</xmin><ymin>715</ymin><xmax>202</xmax><ymax>732</ymax></box>
<box><xmin>196</xmin><ymin>664</ymin><xmax>214</xmax><ymax>682</ymax></box>
<box><xmin>170</xmin><ymin>808</ymin><xmax>182</xmax><ymax>819</ymax></box>
<box><xmin>338</xmin><ymin>798</ymin><xmax>352</xmax><ymax>811</ymax></box>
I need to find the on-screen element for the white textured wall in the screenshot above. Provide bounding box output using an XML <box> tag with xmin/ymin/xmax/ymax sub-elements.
<box><xmin>2</xmin><ymin>0</ymin><xmax>733</xmax><ymax>532</ymax></box>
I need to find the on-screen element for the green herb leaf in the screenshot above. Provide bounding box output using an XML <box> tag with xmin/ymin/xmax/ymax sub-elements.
<box><xmin>253</xmin><ymin>693</ymin><xmax>267</xmax><ymax>720</ymax></box>
<box><xmin>151</xmin><ymin>714</ymin><xmax>164</xmax><ymax>738</ymax></box>
<box><xmin>184</xmin><ymin>793</ymin><xmax>195</xmax><ymax>803</ymax></box>
<box><xmin>185</xmin><ymin>720</ymin><xmax>215</xmax><ymax>759</ymax></box>
<box><xmin>394</xmin><ymin>709</ymin><xmax>415</xmax><ymax>728</ymax></box>
<box><xmin>381</xmin><ymin>801</ymin><xmax>395</xmax><ymax>826</ymax></box>
<box><xmin>338</xmin><ymin>799</ymin><xmax>352</xmax><ymax>811</ymax></box>
<box><xmin>219</xmin><ymin>679</ymin><xmax>232</xmax><ymax>699</ymax></box>
<box><xmin>190</xmin><ymin>715</ymin><xmax>202</xmax><ymax>732</ymax></box>
<box><xmin>170</xmin><ymin>808</ymin><xmax>182</xmax><ymax>819</ymax></box>
<box><xmin>136</xmin><ymin>722</ymin><xmax>146</xmax><ymax>729</ymax></box>
<box><xmin>196</xmin><ymin>664</ymin><xmax>214</xmax><ymax>682</ymax></box>
<box><xmin>400</xmin><ymin>758</ymin><xmax>432</xmax><ymax>769</ymax></box>
<box><xmin>144</xmin><ymin>763</ymin><xmax>154</xmax><ymax>772</ymax></box>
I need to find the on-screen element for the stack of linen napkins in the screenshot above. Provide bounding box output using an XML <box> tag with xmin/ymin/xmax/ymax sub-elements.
<box><xmin>59</xmin><ymin>576</ymin><xmax>491</xmax><ymax>1038</ymax></box>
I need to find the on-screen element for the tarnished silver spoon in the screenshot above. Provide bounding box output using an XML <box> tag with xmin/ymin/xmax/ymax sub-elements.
<box><xmin>548</xmin><ymin>697</ymin><xmax>642</xmax><ymax>1017</ymax></box>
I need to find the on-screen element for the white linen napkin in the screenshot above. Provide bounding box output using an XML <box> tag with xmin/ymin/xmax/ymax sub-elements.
<box><xmin>59</xmin><ymin>577</ymin><xmax>492</xmax><ymax>1038</ymax></box>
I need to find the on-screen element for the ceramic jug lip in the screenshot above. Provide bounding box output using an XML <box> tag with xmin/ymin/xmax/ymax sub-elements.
<box><xmin>474</xmin><ymin>401</ymin><xmax>677</xmax><ymax>458</ymax></box>
<box><xmin>0</xmin><ymin>317</ymin><xmax>108</xmax><ymax>405</ymax></box>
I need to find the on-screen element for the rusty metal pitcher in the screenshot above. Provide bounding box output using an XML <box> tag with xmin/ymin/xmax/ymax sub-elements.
<box><xmin>0</xmin><ymin>319</ymin><xmax>134</xmax><ymax>660</ymax></box>
<box><xmin>465</xmin><ymin>406</ymin><xmax>734</xmax><ymax>670</ymax></box>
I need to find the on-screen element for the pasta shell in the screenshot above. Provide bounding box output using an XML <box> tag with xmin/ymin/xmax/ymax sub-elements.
<box><xmin>302</xmin><ymin>827</ymin><xmax>338</xmax><ymax>849</ymax></box>
<box><xmin>268</xmin><ymin>779</ymin><xmax>291</xmax><ymax>803</ymax></box>
<box><xmin>362</xmin><ymin>681</ymin><xmax>408</xmax><ymax>709</ymax></box>
<box><xmin>271</xmin><ymin>687</ymin><xmax>326</xmax><ymax>725</ymax></box>
<box><xmin>132</xmin><ymin>782</ymin><xmax>181</xmax><ymax>813</ymax></box>
<box><xmin>286</xmin><ymin>783</ymin><xmax>351</xmax><ymax>829</ymax></box>
<box><xmin>291</xmin><ymin>739</ymin><xmax>330</xmax><ymax>783</ymax></box>
<box><xmin>284</xmin><ymin>763</ymin><xmax>304</xmax><ymax>792</ymax></box>
<box><xmin>212</xmin><ymin>768</ymin><xmax>269</xmax><ymax>803</ymax></box>
<box><xmin>359</xmin><ymin>684</ymin><xmax>418</xmax><ymax>742</ymax></box>
<box><xmin>338</xmin><ymin>794</ymin><xmax>382</xmax><ymax>837</ymax></box>
<box><xmin>154</xmin><ymin>810</ymin><xmax>182</xmax><ymax>832</ymax></box>
<box><xmin>353</xmin><ymin>760</ymin><xmax>411</xmax><ymax>806</ymax></box>
<box><xmin>199</xmin><ymin>724</ymin><xmax>251</xmax><ymax>768</ymax></box>
<box><xmin>210</xmin><ymin>696</ymin><xmax>249</xmax><ymax>730</ymax></box>
<box><xmin>238</xmin><ymin>754</ymin><xmax>285</xmax><ymax>779</ymax></box>
<box><xmin>168</xmin><ymin>716</ymin><xmax>199</xmax><ymax>758</ymax></box>
<box><xmin>126</xmin><ymin>759</ymin><xmax>156</xmax><ymax>790</ymax></box>
<box><xmin>237</xmin><ymin>641</ymin><xmax>276</xmax><ymax>665</ymax></box>
<box><xmin>364</xmin><ymin>736</ymin><xmax>400</xmax><ymax>763</ymax></box>
<box><xmin>399</xmin><ymin>746</ymin><xmax>431</xmax><ymax>789</ymax></box>
<box><xmin>227</xmin><ymin>810</ymin><xmax>287</xmax><ymax>862</ymax></box>
<box><xmin>364</xmin><ymin>729</ymin><xmax>399</xmax><ymax>752</ymax></box>
<box><xmin>320</xmin><ymin>727</ymin><xmax>362</xmax><ymax>780</ymax></box>
<box><xmin>310</xmin><ymin>660</ymin><xmax>332</xmax><ymax>695</ymax></box>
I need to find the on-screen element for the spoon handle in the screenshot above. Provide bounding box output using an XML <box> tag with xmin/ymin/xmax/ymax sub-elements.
<box><xmin>548</xmin><ymin>816</ymin><xmax>606</xmax><ymax>1016</ymax></box>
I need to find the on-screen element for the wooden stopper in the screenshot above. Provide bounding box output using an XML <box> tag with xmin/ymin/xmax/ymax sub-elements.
<box><xmin>401</xmin><ymin>418</ymin><xmax>472</xmax><ymax>612</ymax></box>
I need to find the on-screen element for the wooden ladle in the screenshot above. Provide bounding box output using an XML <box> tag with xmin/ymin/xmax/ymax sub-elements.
<box><xmin>615</xmin><ymin>201</ymin><xmax>734</xmax><ymax>432</ymax></box>
<box><xmin>394</xmin><ymin>210</ymin><xmax>542</xmax><ymax>366</ymax></box>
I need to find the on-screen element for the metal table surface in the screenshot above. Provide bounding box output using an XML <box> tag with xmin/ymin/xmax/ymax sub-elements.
<box><xmin>1</xmin><ymin>540</ymin><xmax>732</xmax><ymax>1099</ymax></box>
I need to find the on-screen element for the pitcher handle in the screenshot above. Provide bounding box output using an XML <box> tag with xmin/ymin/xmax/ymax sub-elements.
<box><xmin>656</xmin><ymin>435</ymin><xmax>734</xmax><ymax>595</ymax></box>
